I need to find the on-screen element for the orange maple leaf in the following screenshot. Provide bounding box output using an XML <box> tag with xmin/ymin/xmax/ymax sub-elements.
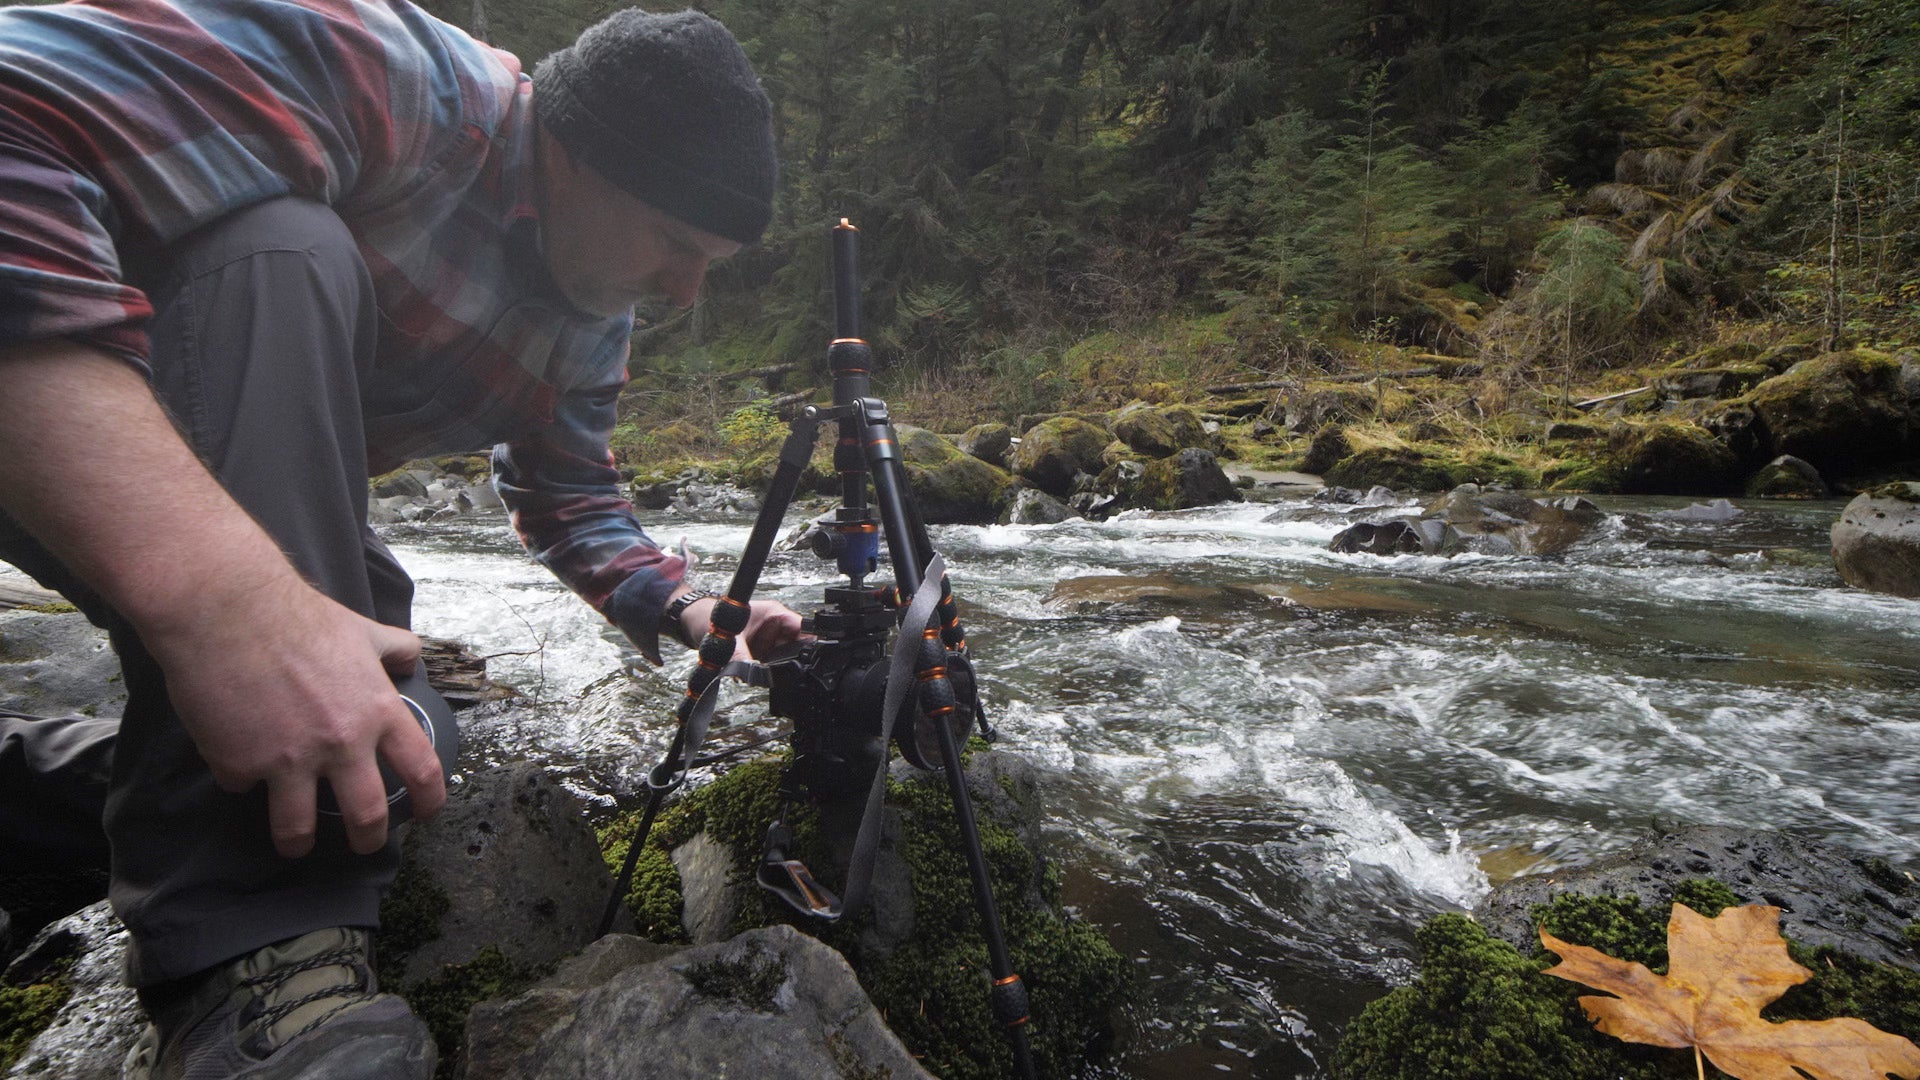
<box><xmin>1540</xmin><ymin>903</ymin><xmax>1920</xmax><ymax>1080</ymax></box>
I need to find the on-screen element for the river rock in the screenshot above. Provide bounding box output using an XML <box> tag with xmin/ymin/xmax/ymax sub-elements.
<box><xmin>460</xmin><ymin>926</ymin><xmax>933</xmax><ymax>1079</ymax></box>
<box><xmin>1328</xmin><ymin>485</ymin><xmax>1603</xmax><ymax>557</ymax></box>
<box><xmin>1324</xmin><ymin>446</ymin><xmax>1455</xmax><ymax>492</ymax></box>
<box><xmin>1651</xmin><ymin>498</ymin><xmax>1744</xmax><ymax>523</ymax></box>
<box><xmin>1737</xmin><ymin>348</ymin><xmax>1914</xmax><ymax>476</ymax></box>
<box><xmin>1607</xmin><ymin>420</ymin><xmax>1742</xmax><ymax>494</ymax></box>
<box><xmin>1473</xmin><ymin>826</ymin><xmax>1920</xmax><ymax>970</ymax></box>
<box><xmin>957</xmin><ymin>422</ymin><xmax>1014</xmax><ymax>468</ymax></box>
<box><xmin>896</xmin><ymin>425</ymin><xmax>1017</xmax><ymax>525</ymax></box>
<box><xmin>1009</xmin><ymin>416</ymin><xmax>1111</xmax><ymax>497</ymax></box>
<box><xmin>2</xmin><ymin>901</ymin><xmax>143</xmax><ymax>1080</ymax></box>
<box><xmin>1136</xmin><ymin>448</ymin><xmax>1242</xmax><ymax>510</ymax></box>
<box><xmin>1745</xmin><ymin>454</ymin><xmax>1827</xmax><ymax>498</ymax></box>
<box><xmin>1830</xmin><ymin>482</ymin><xmax>1920</xmax><ymax>598</ymax></box>
<box><xmin>1110</xmin><ymin>403</ymin><xmax>1213</xmax><ymax>458</ymax></box>
<box><xmin>1300</xmin><ymin>425</ymin><xmax>1352</xmax><ymax>475</ymax></box>
<box><xmin>1047</xmin><ymin>574</ymin><xmax>1289</xmax><ymax>622</ymax></box>
<box><xmin>1003</xmin><ymin>486</ymin><xmax>1075</xmax><ymax>525</ymax></box>
<box><xmin>1655</xmin><ymin>364</ymin><xmax>1769</xmax><ymax>400</ymax></box>
<box><xmin>0</xmin><ymin>609</ymin><xmax>122</xmax><ymax>719</ymax></box>
<box><xmin>385</xmin><ymin>763</ymin><xmax>632</xmax><ymax>988</ymax></box>
<box><xmin>369</xmin><ymin>457</ymin><xmax>501</xmax><ymax>525</ymax></box>
<box><xmin>1328</xmin><ymin>519</ymin><xmax>1428</xmax><ymax>555</ymax></box>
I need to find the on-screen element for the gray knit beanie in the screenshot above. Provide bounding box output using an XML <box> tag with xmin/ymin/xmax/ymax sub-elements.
<box><xmin>533</xmin><ymin>9</ymin><xmax>777</xmax><ymax>245</ymax></box>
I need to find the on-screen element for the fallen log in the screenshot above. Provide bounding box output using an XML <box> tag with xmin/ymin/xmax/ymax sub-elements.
<box><xmin>421</xmin><ymin>637</ymin><xmax>519</xmax><ymax>709</ymax></box>
<box><xmin>731</xmin><ymin>361</ymin><xmax>802</xmax><ymax>382</ymax></box>
<box><xmin>0</xmin><ymin>579</ymin><xmax>65</xmax><ymax>611</ymax></box>
<box><xmin>1573</xmin><ymin>386</ymin><xmax>1651</xmax><ymax>410</ymax></box>
<box><xmin>1205</xmin><ymin>367</ymin><xmax>1440</xmax><ymax>394</ymax></box>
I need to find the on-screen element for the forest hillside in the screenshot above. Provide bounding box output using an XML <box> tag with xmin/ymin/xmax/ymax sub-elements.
<box><xmin>432</xmin><ymin>0</ymin><xmax>1919</xmax><ymax>485</ymax></box>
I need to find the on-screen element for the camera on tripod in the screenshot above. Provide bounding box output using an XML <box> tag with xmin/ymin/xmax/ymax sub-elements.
<box><xmin>602</xmin><ymin>218</ymin><xmax>1036</xmax><ymax>1077</ymax></box>
<box><xmin>764</xmin><ymin>581</ymin><xmax>977</xmax><ymax>799</ymax></box>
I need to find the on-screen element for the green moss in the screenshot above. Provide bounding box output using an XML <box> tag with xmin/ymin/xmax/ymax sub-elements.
<box><xmin>374</xmin><ymin>841</ymin><xmax>454</xmax><ymax>982</ymax></box>
<box><xmin>681</xmin><ymin>953</ymin><xmax>787</xmax><ymax>1010</ymax></box>
<box><xmin>599</xmin><ymin>757</ymin><xmax>796</xmax><ymax>942</ymax></box>
<box><xmin>1331</xmin><ymin>913</ymin><xmax>1668</xmax><ymax>1080</ymax></box>
<box><xmin>1541</xmin><ymin>453</ymin><xmax>1623</xmax><ymax>493</ymax></box>
<box><xmin>1866</xmin><ymin>481</ymin><xmax>1920</xmax><ymax>504</ymax></box>
<box><xmin>599</xmin><ymin>756</ymin><xmax>1130</xmax><ymax>1079</ymax></box>
<box><xmin>839</xmin><ymin>776</ymin><xmax>1129</xmax><ymax>1080</ymax></box>
<box><xmin>14</xmin><ymin>601</ymin><xmax>77</xmax><ymax>615</ymax></box>
<box><xmin>399</xmin><ymin>944</ymin><xmax>552</xmax><ymax>1080</ymax></box>
<box><xmin>0</xmin><ymin>978</ymin><xmax>70</xmax><ymax>1072</ymax></box>
<box><xmin>1333</xmin><ymin>879</ymin><xmax>1916</xmax><ymax>1080</ymax></box>
<box><xmin>1325</xmin><ymin>446</ymin><xmax>1456</xmax><ymax>491</ymax></box>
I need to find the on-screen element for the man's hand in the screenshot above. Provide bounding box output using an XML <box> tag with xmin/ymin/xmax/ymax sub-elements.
<box><xmin>141</xmin><ymin>574</ymin><xmax>447</xmax><ymax>857</ymax></box>
<box><xmin>675</xmin><ymin>592</ymin><xmax>805</xmax><ymax>660</ymax></box>
<box><xmin>0</xmin><ymin>340</ymin><xmax>445</xmax><ymax>857</ymax></box>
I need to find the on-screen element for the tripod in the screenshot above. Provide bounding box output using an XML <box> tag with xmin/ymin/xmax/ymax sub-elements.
<box><xmin>601</xmin><ymin>219</ymin><xmax>1037</xmax><ymax>1078</ymax></box>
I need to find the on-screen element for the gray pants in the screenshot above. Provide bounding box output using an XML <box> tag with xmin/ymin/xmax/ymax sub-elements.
<box><xmin>0</xmin><ymin>198</ymin><xmax>413</xmax><ymax>987</ymax></box>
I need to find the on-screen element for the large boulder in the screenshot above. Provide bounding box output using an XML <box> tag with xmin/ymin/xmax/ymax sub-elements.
<box><xmin>1</xmin><ymin>901</ymin><xmax>142</xmax><ymax>1079</ymax></box>
<box><xmin>1830</xmin><ymin>482</ymin><xmax>1920</xmax><ymax>598</ymax></box>
<box><xmin>1003</xmin><ymin>487</ymin><xmax>1075</xmax><ymax>525</ymax></box>
<box><xmin>1324</xmin><ymin>446</ymin><xmax>1455</xmax><ymax>492</ymax></box>
<box><xmin>956</xmin><ymin>422</ymin><xmax>1014</xmax><ymax>469</ymax></box>
<box><xmin>1607</xmin><ymin>421</ymin><xmax>1742</xmax><ymax>494</ymax></box>
<box><xmin>895</xmin><ymin>426</ymin><xmax>1016</xmax><ymax>525</ymax></box>
<box><xmin>1299</xmin><ymin>425</ymin><xmax>1352</xmax><ymax>475</ymax></box>
<box><xmin>1109</xmin><ymin>403</ymin><xmax>1212</xmax><ymax>458</ymax></box>
<box><xmin>1328</xmin><ymin>486</ymin><xmax>1603</xmax><ymax>557</ymax></box>
<box><xmin>1473</xmin><ymin>826</ymin><xmax>1920</xmax><ymax>970</ymax></box>
<box><xmin>382</xmin><ymin>764</ymin><xmax>632</xmax><ymax>989</ymax></box>
<box><xmin>460</xmin><ymin>926</ymin><xmax>933</xmax><ymax>1080</ymax></box>
<box><xmin>0</xmin><ymin>610</ymin><xmax>122</xmax><ymax>720</ymax></box>
<box><xmin>1745</xmin><ymin>454</ymin><xmax>1827</xmax><ymax>499</ymax></box>
<box><xmin>1654</xmin><ymin>364</ymin><xmax>1769</xmax><ymax>401</ymax></box>
<box><xmin>1009</xmin><ymin>416</ymin><xmax>1110</xmax><ymax>497</ymax></box>
<box><xmin>1135</xmin><ymin>448</ymin><xmax>1242</xmax><ymax>510</ymax></box>
<box><xmin>1737</xmin><ymin>348</ymin><xmax>1914</xmax><ymax>476</ymax></box>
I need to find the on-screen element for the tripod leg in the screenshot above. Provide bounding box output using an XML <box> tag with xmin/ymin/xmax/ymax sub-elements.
<box><xmin>860</xmin><ymin>408</ymin><xmax>1038</xmax><ymax>1080</ymax></box>
<box><xmin>601</xmin><ymin>412</ymin><xmax>823</xmax><ymax>937</ymax></box>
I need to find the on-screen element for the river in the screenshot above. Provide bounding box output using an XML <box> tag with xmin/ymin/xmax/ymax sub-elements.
<box><xmin>385</xmin><ymin>485</ymin><xmax>1920</xmax><ymax>1078</ymax></box>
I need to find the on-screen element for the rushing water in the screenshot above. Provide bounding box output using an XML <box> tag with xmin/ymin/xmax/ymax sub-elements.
<box><xmin>386</xmin><ymin>486</ymin><xmax>1920</xmax><ymax>1079</ymax></box>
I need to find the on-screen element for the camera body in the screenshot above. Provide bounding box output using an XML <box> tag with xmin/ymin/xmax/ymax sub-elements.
<box><xmin>764</xmin><ymin>583</ymin><xmax>974</xmax><ymax>799</ymax></box>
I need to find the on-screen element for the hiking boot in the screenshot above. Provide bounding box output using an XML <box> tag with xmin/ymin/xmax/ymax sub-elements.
<box><xmin>122</xmin><ymin>927</ymin><xmax>436</xmax><ymax>1080</ymax></box>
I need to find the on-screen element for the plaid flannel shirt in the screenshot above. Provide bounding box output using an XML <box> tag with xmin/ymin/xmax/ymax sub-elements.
<box><xmin>0</xmin><ymin>0</ymin><xmax>687</xmax><ymax>661</ymax></box>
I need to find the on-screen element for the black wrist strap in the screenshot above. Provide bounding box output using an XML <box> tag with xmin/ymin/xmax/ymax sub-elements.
<box><xmin>660</xmin><ymin>589</ymin><xmax>713</xmax><ymax>648</ymax></box>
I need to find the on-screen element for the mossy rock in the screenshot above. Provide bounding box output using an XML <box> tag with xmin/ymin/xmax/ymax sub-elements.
<box><xmin>1541</xmin><ymin>452</ymin><xmax>1623</xmax><ymax>494</ymax></box>
<box><xmin>896</xmin><ymin>425</ymin><xmax>1018</xmax><ymax>525</ymax></box>
<box><xmin>1109</xmin><ymin>402</ymin><xmax>1213</xmax><ymax>458</ymax></box>
<box><xmin>1324</xmin><ymin>446</ymin><xmax>1456</xmax><ymax>492</ymax></box>
<box><xmin>1654</xmin><ymin>364</ymin><xmax>1770</xmax><ymax>401</ymax></box>
<box><xmin>1301</xmin><ymin>425</ymin><xmax>1353</xmax><ymax>475</ymax></box>
<box><xmin>1739</xmin><ymin>348</ymin><xmax>1912</xmax><ymax>476</ymax></box>
<box><xmin>1009</xmin><ymin>416</ymin><xmax>1111</xmax><ymax>497</ymax></box>
<box><xmin>1332</xmin><ymin>880</ymin><xmax>1920</xmax><ymax>1080</ymax></box>
<box><xmin>1676</xmin><ymin>341</ymin><xmax>1764</xmax><ymax>370</ymax></box>
<box><xmin>1606</xmin><ymin>421</ymin><xmax>1742</xmax><ymax>495</ymax></box>
<box><xmin>0</xmin><ymin>978</ymin><xmax>70</xmax><ymax>1073</ymax></box>
<box><xmin>1745</xmin><ymin>455</ymin><xmax>1827</xmax><ymax>499</ymax></box>
<box><xmin>602</xmin><ymin>754</ymin><xmax>1130</xmax><ymax>1080</ymax></box>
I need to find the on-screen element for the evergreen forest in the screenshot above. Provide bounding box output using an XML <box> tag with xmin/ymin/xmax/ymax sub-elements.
<box><xmin>430</xmin><ymin>0</ymin><xmax>1920</xmax><ymax>476</ymax></box>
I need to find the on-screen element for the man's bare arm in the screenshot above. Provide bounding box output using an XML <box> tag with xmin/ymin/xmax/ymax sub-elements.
<box><xmin>0</xmin><ymin>339</ymin><xmax>444</xmax><ymax>855</ymax></box>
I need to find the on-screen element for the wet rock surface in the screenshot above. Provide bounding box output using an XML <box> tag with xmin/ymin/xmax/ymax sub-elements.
<box><xmin>1830</xmin><ymin>481</ymin><xmax>1920</xmax><ymax>597</ymax></box>
<box><xmin>1473</xmin><ymin>825</ymin><xmax>1920</xmax><ymax>970</ymax></box>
